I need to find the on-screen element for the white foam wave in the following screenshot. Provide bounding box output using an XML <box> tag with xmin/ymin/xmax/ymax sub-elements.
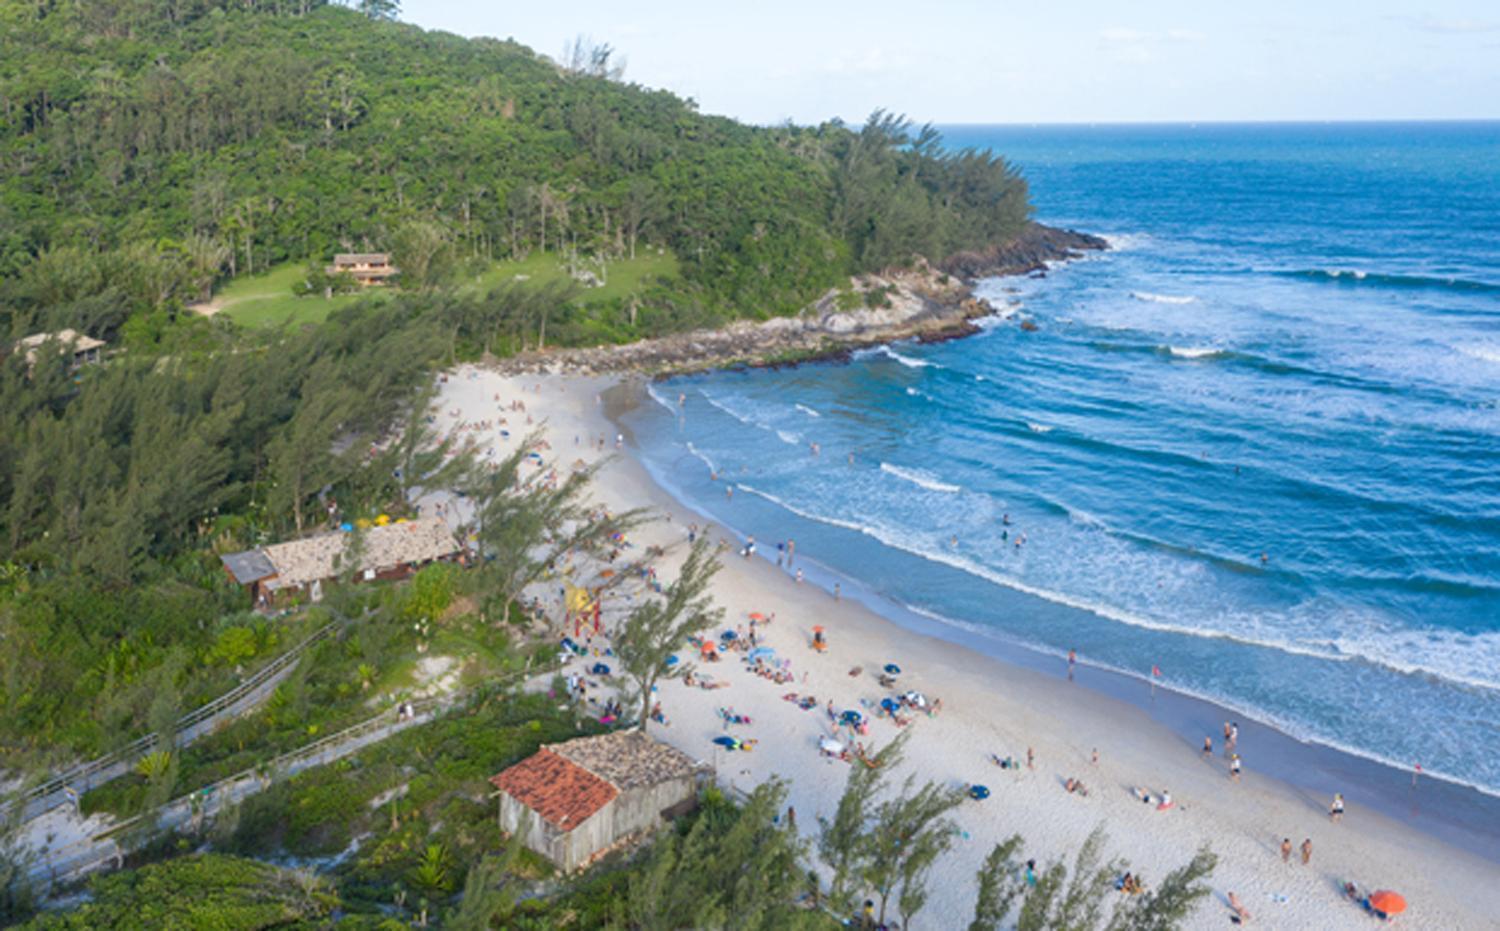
<box><xmin>875</xmin><ymin>345</ymin><xmax>935</xmax><ymax>368</ymax></box>
<box><xmin>879</xmin><ymin>463</ymin><xmax>961</xmax><ymax>494</ymax></box>
<box><xmin>684</xmin><ymin>442</ymin><xmax>718</xmax><ymax>475</ymax></box>
<box><xmin>1026</xmin><ymin>422</ymin><xmax>1053</xmax><ymax>434</ymax></box>
<box><xmin>1131</xmin><ymin>291</ymin><xmax>1197</xmax><ymax>305</ymax></box>
<box><xmin>732</xmin><ymin>484</ymin><xmax>1500</xmax><ymax>698</ymax></box>
<box><xmin>776</xmin><ymin>430</ymin><xmax>801</xmax><ymax>446</ymax></box>
<box><xmin>645</xmin><ymin>384</ymin><xmax>678</xmax><ymax>414</ymax></box>
<box><xmin>701</xmin><ymin>392</ymin><xmax>753</xmax><ymax>426</ymax></box>
<box><xmin>795</xmin><ymin>403</ymin><xmax>821</xmax><ymax>418</ymax></box>
<box><xmin>1167</xmin><ymin>346</ymin><xmax>1224</xmax><ymax>359</ymax></box>
<box><xmin>1101</xmin><ymin>232</ymin><xmax>1148</xmax><ymax>251</ymax></box>
<box><xmin>1457</xmin><ymin>344</ymin><xmax>1500</xmax><ymax>365</ymax></box>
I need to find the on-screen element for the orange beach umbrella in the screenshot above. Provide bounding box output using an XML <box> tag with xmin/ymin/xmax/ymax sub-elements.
<box><xmin>1369</xmin><ymin>891</ymin><xmax>1406</xmax><ymax>915</ymax></box>
<box><xmin>749</xmin><ymin>612</ymin><xmax>766</xmax><ymax>621</ymax></box>
<box><xmin>812</xmin><ymin>625</ymin><xmax>825</xmax><ymax>633</ymax></box>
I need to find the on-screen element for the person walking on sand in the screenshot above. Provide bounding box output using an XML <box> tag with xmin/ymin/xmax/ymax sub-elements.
<box><xmin>1223</xmin><ymin>721</ymin><xmax>1232</xmax><ymax>751</ymax></box>
<box><xmin>1229</xmin><ymin>754</ymin><xmax>1242</xmax><ymax>782</ymax></box>
<box><xmin>1203</xmin><ymin>735</ymin><xmax>1213</xmax><ymax>758</ymax></box>
<box><xmin>1280</xmin><ymin>838</ymin><xmax>1292</xmax><ymax>863</ymax></box>
<box><xmin>1230</xmin><ymin>722</ymin><xmax>1240</xmax><ymax>749</ymax></box>
<box><xmin>833</xmin><ymin>582</ymin><xmax>841</xmax><ymax>601</ymax></box>
<box><xmin>1330</xmin><ymin>792</ymin><xmax>1344</xmax><ymax>822</ymax></box>
<box><xmin>787</xmin><ymin>539</ymin><xmax>795</xmax><ymax>563</ymax></box>
<box><xmin>1300</xmin><ymin>837</ymin><xmax>1312</xmax><ymax>865</ymax></box>
<box><xmin>1027</xmin><ymin>746</ymin><xmax>1035</xmax><ymax>770</ymax></box>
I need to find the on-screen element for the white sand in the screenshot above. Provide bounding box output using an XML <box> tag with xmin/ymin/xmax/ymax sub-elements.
<box><xmin>433</xmin><ymin>364</ymin><xmax>1500</xmax><ymax>930</ymax></box>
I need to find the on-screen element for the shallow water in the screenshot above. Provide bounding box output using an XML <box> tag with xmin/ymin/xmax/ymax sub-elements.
<box><xmin>626</xmin><ymin>122</ymin><xmax>1500</xmax><ymax>797</ymax></box>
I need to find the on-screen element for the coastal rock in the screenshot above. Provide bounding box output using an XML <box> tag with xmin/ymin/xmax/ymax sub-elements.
<box><xmin>942</xmin><ymin>222</ymin><xmax>1108</xmax><ymax>281</ymax></box>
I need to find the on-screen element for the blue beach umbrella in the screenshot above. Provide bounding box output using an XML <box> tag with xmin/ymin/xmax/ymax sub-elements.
<box><xmin>665</xmin><ymin>654</ymin><xmax>679</xmax><ymax>666</ymax></box>
<box><xmin>748</xmin><ymin>647</ymin><xmax>776</xmax><ymax>662</ymax></box>
<box><xmin>880</xmin><ymin>698</ymin><xmax>899</xmax><ymax>713</ymax></box>
<box><xmin>840</xmin><ymin>710</ymin><xmax>863</xmax><ymax>725</ymax></box>
<box><xmin>590</xmin><ymin>663</ymin><xmax>611</xmax><ymax>676</ymax></box>
<box><xmin>721</xmin><ymin>630</ymin><xmax>738</xmax><ymax>640</ymax></box>
<box><xmin>883</xmin><ymin>663</ymin><xmax>902</xmax><ymax>675</ymax></box>
<box><xmin>969</xmin><ymin>785</ymin><xmax>991</xmax><ymax>801</ymax></box>
<box><xmin>712</xmin><ymin>736</ymin><xmax>740</xmax><ymax>749</ymax></box>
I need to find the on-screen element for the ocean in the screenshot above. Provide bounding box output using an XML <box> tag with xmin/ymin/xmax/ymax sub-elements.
<box><xmin>623</xmin><ymin>122</ymin><xmax>1500</xmax><ymax>798</ymax></box>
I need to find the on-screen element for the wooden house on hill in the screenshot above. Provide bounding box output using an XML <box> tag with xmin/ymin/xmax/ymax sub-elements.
<box><xmin>489</xmin><ymin>731</ymin><xmax>703</xmax><ymax>872</ymax></box>
<box><xmin>221</xmin><ymin>516</ymin><xmax>461</xmax><ymax>606</ymax></box>
<box><xmin>326</xmin><ymin>252</ymin><xmax>398</xmax><ymax>286</ymax></box>
<box><xmin>13</xmin><ymin>329</ymin><xmax>105</xmax><ymax>373</ymax></box>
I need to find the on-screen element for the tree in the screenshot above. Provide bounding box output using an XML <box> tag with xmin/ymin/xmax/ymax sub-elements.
<box><xmin>447</xmin><ymin>844</ymin><xmax>522</xmax><ymax>930</ymax></box>
<box><xmin>1106</xmin><ymin>846</ymin><xmax>1217</xmax><ymax>931</ymax></box>
<box><xmin>392</xmin><ymin>220</ymin><xmax>457</xmax><ymax>292</ymax></box>
<box><xmin>359</xmin><ymin>0</ymin><xmax>400</xmax><ymax>20</ymax></box>
<box><xmin>468</xmin><ymin>431</ymin><xmax>646</xmax><ymax>624</ymax></box>
<box><xmin>266</xmin><ymin>374</ymin><xmax>359</xmax><ymax>534</ymax></box>
<box><xmin>560</xmin><ymin>35</ymin><xmax>626</xmax><ymax>81</ymax></box>
<box><xmin>626</xmin><ymin>779</ymin><xmax>817</xmax><ymax>930</ymax></box>
<box><xmin>615</xmin><ymin>535</ymin><xmax>722</xmax><ymax>729</ymax></box>
<box><xmin>968</xmin><ymin>835</ymin><xmax>1026</xmax><ymax>931</ymax></box>
<box><xmin>816</xmin><ymin>730</ymin><xmax>909</xmax><ymax>913</ymax></box>
<box><xmin>860</xmin><ymin>775</ymin><xmax>964</xmax><ymax>926</ymax></box>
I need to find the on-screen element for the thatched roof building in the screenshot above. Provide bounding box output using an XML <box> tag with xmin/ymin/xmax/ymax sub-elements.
<box><xmin>221</xmin><ymin>517</ymin><xmax>461</xmax><ymax>603</ymax></box>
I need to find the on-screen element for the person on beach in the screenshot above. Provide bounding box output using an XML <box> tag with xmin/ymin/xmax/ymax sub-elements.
<box><xmin>796</xmin><ymin>568</ymin><xmax>804</xmax><ymax>583</ymax></box>
<box><xmin>1330</xmin><ymin>792</ymin><xmax>1345</xmax><ymax>822</ymax></box>
<box><xmin>742</xmin><ymin>536</ymin><xmax>756</xmax><ymax>559</ymax></box>
<box><xmin>834</xmin><ymin>582</ymin><xmax>841</xmax><ymax>601</ymax></box>
<box><xmin>1227</xmin><ymin>891</ymin><xmax>1251</xmax><ymax>924</ymax></box>
<box><xmin>1027</xmin><ymin>746</ymin><xmax>1035</xmax><ymax>770</ymax></box>
<box><xmin>1223</xmin><ymin>721</ymin><xmax>1232</xmax><ymax>751</ymax></box>
<box><xmin>1203</xmin><ymin>735</ymin><xmax>1214</xmax><ymax>757</ymax></box>
<box><xmin>1091</xmin><ymin>748</ymin><xmax>1099</xmax><ymax>766</ymax></box>
<box><xmin>1300</xmin><ymin>837</ymin><xmax>1312</xmax><ymax>865</ymax></box>
<box><xmin>1280</xmin><ymin>838</ymin><xmax>1292</xmax><ymax>863</ymax></box>
<box><xmin>787</xmin><ymin>539</ymin><xmax>795</xmax><ymax>563</ymax></box>
<box><xmin>1229</xmin><ymin>754</ymin><xmax>1242</xmax><ymax>782</ymax></box>
<box><xmin>1230</xmin><ymin>722</ymin><xmax>1240</xmax><ymax>748</ymax></box>
<box><xmin>726</xmin><ymin>485</ymin><xmax>734</xmax><ymax>501</ymax></box>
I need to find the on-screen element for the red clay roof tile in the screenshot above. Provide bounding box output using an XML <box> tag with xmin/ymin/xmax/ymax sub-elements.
<box><xmin>490</xmin><ymin>749</ymin><xmax>617</xmax><ymax>830</ymax></box>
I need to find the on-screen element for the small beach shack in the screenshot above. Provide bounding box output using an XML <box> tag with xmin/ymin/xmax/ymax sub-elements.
<box><xmin>220</xmin><ymin>517</ymin><xmax>461</xmax><ymax>605</ymax></box>
<box><xmin>13</xmin><ymin>329</ymin><xmax>105</xmax><ymax>373</ymax></box>
<box><xmin>488</xmin><ymin>731</ymin><xmax>702</xmax><ymax>872</ymax></box>
<box><xmin>326</xmin><ymin>252</ymin><xmax>398</xmax><ymax>287</ymax></box>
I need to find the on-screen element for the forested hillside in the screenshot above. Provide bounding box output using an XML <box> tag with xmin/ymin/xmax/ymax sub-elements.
<box><xmin>0</xmin><ymin>0</ymin><xmax>1034</xmax><ymax>786</ymax></box>
<box><xmin>0</xmin><ymin>0</ymin><xmax>1031</xmax><ymax>341</ymax></box>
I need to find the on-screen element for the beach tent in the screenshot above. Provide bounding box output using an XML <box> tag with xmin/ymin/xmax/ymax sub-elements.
<box><xmin>590</xmin><ymin>663</ymin><xmax>611</xmax><ymax>676</ymax></box>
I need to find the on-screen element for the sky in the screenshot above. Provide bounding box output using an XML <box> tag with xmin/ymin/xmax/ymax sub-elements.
<box><xmin>401</xmin><ymin>1</ymin><xmax>1500</xmax><ymax>125</ymax></box>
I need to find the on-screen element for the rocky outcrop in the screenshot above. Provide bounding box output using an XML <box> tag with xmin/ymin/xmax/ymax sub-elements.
<box><xmin>941</xmin><ymin>222</ymin><xmax>1108</xmax><ymax>280</ymax></box>
<box><xmin>491</xmin><ymin>228</ymin><xmax>1101</xmax><ymax>378</ymax></box>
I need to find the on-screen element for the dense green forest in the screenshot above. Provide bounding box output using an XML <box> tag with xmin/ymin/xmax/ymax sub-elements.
<box><xmin>0</xmin><ymin>0</ymin><xmax>1029</xmax><ymax>343</ymax></box>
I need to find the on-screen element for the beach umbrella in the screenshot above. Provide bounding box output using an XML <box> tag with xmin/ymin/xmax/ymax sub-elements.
<box><xmin>340</xmin><ymin>522</ymin><xmax>354</xmax><ymax>532</ymax></box>
<box><xmin>665</xmin><ymin>654</ymin><xmax>679</xmax><ymax>666</ymax></box>
<box><xmin>880</xmin><ymin>698</ymin><xmax>899</xmax><ymax>713</ymax></box>
<box><xmin>590</xmin><ymin>663</ymin><xmax>611</xmax><ymax>676</ymax></box>
<box><xmin>700</xmin><ymin>641</ymin><xmax>717</xmax><ymax>656</ymax></box>
<box><xmin>712</xmin><ymin>736</ymin><xmax>740</xmax><ymax>749</ymax></box>
<box><xmin>969</xmin><ymin>785</ymin><xmax>991</xmax><ymax>801</ymax></box>
<box><xmin>1369</xmin><ymin>891</ymin><xmax>1406</xmax><ymax>916</ymax></box>
<box><xmin>749</xmin><ymin>612</ymin><xmax>766</xmax><ymax>621</ymax></box>
<box><xmin>812</xmin><ymin>625</ymin><xmax>825</xmax><ymax>633</ymax></box>
<box><xmin>840</xmin><ymin>710</ymin><xmax>863</xmax><ymax>725</ymax></box>
<box><xmin>721</xmin><ymin>629</ymin><xmax>738</xmax><ymax>640</ymax></box>
<box><xmin>883</xmin><ymin>663</ymin><xmax>902</xmax><ymax>675</ymax></box>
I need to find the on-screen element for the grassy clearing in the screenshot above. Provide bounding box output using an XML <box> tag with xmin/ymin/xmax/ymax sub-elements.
<box><xmin>212</xmin><ymin>251</ymin><xmax>679</xmax><ymax>330</ymax></box>
<box><xmin>210</xmin><ymin>264</ymin><xmax>388</xmax><ymax>329</ymax></box>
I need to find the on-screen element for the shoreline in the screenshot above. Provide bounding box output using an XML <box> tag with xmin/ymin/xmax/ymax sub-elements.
<box><xmin>432</xmin><ymin>366</ymin><xmax>1500</xmax><ymax>929</ymax></box>
<box><xmin>609</xmin><ymin>378</ymin><xmax>1500</xmax><ymax>863</ymax></box>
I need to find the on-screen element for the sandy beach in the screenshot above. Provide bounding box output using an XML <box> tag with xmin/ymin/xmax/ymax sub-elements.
<box><xmin>431</xmin><ymin>363</ymin><xmax>1500</xmax><ymax>930</ymax></box>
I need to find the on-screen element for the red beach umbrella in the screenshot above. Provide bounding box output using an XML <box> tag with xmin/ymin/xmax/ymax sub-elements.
<box><xmin>1368</xmin><ymin>891</ymin><xmax>1406</xmax><ymax>916</ymax></box>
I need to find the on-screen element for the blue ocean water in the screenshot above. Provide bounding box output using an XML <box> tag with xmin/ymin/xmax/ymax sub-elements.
<box><xmin>625</xmin><ymin>122</ymin><xmax>1500</xmax><ymax>795</ymax></box>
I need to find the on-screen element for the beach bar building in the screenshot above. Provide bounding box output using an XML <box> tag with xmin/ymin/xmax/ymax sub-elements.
<box><xmin>326</xmin><ymin>252</ymin><xmax>398</xmax><ymax>286</ymax></box>
<box><xmin>220</xmin><ymin>516</ymin><xmax>461</xmax><ymax>605</ymax></box>
<box><xmin>489</xmin><ymin>731</ymin><xmax>702</xmax><ymax>872</ymax></box>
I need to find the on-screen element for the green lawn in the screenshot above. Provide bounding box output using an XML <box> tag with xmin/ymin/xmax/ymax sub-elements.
<box><xmin>212</xmin><ymin>264</ymin><xmax>386</xmax><ymax>329</ymax></box>
<box><xmin>212</xmin><ymin>251</ymin><xmax>679</xmax><ymax>330</ymax></box>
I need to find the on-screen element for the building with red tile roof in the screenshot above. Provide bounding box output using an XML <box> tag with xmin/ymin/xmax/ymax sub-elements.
<box><xmin>489</xmin><ymin>731</ymin><xmax>703</xmax><ymax>871</ymax></box>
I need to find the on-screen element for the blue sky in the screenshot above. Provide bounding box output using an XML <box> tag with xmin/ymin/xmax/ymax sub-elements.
<box><xmin>403</xmin><ymin>1</ymin><xmax>1500</xmax><ymax>124</ymax></box>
